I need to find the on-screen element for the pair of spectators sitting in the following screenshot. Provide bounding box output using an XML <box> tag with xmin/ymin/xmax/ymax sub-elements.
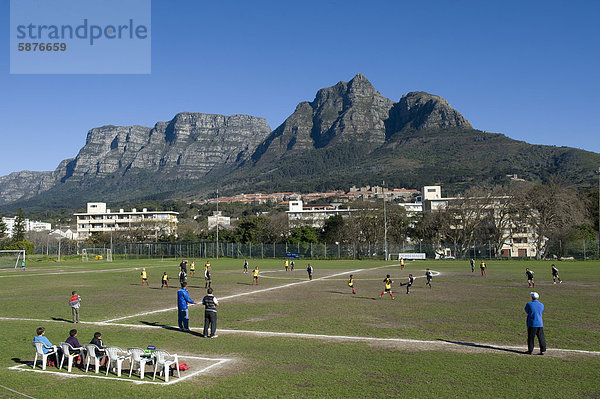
<box><xmin>34</xmin><ymin>327</ymin><xmax>107</xmax><ymax>368</ymax></box>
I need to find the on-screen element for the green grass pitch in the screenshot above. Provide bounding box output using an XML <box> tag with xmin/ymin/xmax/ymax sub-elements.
<box><xmin>0</xmin><ymin>257</ymin><xmax>599</xmax><ymax>398</ymax></box>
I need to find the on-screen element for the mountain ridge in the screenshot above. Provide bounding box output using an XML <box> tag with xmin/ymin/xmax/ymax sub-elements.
<box><xmin>1</xmin><ymin>74</ymin><xmax>598</xmax><ymax>211</ymax></box>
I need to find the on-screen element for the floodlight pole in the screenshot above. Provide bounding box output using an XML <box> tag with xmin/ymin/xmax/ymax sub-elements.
<box><xmin>216</xmin><ymin>189</ymin><xmax>219</xmax><ymax>259</ymax></box>
<box><xmin>383</xmin><ymin>181</ymin><xmax>388</xmax><ymax>261</ymax></box>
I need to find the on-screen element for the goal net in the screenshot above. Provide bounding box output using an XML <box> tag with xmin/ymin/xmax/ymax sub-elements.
<box><xmin>81</xmin><ymin>248</ymin><xmax>113</xmax><ymax>262</ymax></box>
<box><xmin>0</xmin><ymin>250</ymin><xmax>26</xmax><ymax>269</ymax></box>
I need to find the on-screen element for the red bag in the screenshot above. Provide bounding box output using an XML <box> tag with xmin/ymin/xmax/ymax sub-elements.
<box><xmin>178</xmin><ymin>362</ymin><xmax>189</xmax><ymax>371</ymax></box>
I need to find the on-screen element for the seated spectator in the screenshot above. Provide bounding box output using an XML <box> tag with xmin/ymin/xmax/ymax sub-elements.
<box><xmin>34</xmin><ymin>327</ymin><xmax>54</xmax><ymax>354</ymax></box>
<box><xmin>65</xmin><ymin>329</ymin><xmax>84</xmax><ymax>366</ymax></box>
<box><xmin>89</xmin><ymin>332</ymin><xmax>106</xmax><ymax>358</ymax></box>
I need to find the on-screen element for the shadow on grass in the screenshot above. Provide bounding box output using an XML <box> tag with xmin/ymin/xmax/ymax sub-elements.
<box><xmin>140</xmin><ymin>321</ymin><xmax>205</xmax><ymax>338</ymax></box>
<box><xmin>51</xmin><ymin>317</ymin><xmax>73</xmax><ymax>323</ymax></box>
<box><xmin>438</xmin><ymin>339</ymin><xmax>526</xmax><ymax>354</ymax></box>
<box><xmin>236</xmin><ymin>282</ymin><xmax>254</xmax><ymax>286</ymax></box>
<box><xmin>12</xmin><ymin>357</ymin><xmax>31</xmax><ymax>365</ymax></box>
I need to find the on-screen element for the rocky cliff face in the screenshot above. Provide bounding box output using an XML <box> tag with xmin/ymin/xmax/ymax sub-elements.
<box><xmin>0</xmin><ymin>113</ymin><xmax>271</xmax><ymax>205</ymax></box>
<box><xmin>252</xmin><ymin>74</ymin><xmax>394</xmax><ymax>164</ymax></box>
<box><xmin>386</xmin><ymin>91</ymin><xmax>471</xmax><ymax>135</ymax></box>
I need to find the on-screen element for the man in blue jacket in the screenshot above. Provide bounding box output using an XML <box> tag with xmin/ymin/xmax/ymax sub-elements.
<box><xmin>524</xmin><ymin>291</ymin><xmax>546</xmax><ymax>355</ymax></box>
<box><xmin>177</xmin><ymin>282</ymin><xmax>195</xmax><ymax>331</ymax></box>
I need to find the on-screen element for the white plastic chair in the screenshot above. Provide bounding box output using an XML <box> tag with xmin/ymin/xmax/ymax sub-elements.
<box><xmin>104</xmin><ymin>346</ymin><xmax>131</xmax><ymax>377</ymax></box>
<box><xmin>58</xmin><ymin>342</ymin><xmax>85</xmax><ymax>372</ymax></box>
<box><xmin>127</xmin><ymin>347</ymin><xmax>153</xmax><ymax>379</ymax></box>
<box><xmin>32</xmin><ymin>342</ymin><xmax>59</xmax><ymax>370</ymax></box>
<box><xmin>152</xmin><ymin>350</ymin><xmax>180</xmax><ymax>382</ymax></box>
<box><xmin>84</xmin><ymin>344</ymin><xmax>107</xmax><ymax>373</ymax></box>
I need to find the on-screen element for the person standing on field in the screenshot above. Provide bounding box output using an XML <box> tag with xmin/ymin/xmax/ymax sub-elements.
<box><xmin>551</xmin><ymin>264</ymin><xmax>562</xmax><ymax>284</ymax></box>
<box><xmin>348</xmin><ymin>274</ymin><xmax>356</xmax><ymax>295</ymax></box>
<box><xmin>400</xmin><ymin>258</ymin><xmax>405</xmax><ymax>270</ymax></box>
<box><xmin>526</xmin><ymin>268</ymin><xmax>535</xmax><ymax>288</ymax></box>
<box><xmin>480</xmin><ymin>260</ymin><xmax>486</xmax><ymax>276</ymax></box>
<box><xmin>470</xmin><ymin>259</ymin><xmax>475</xmax><ymax>272</ymax></box>
<box><xmin>202</xmin><ymin>288</ymin><xmax>219</xmax><ymax>338</ymax></box>
<box><xmin>177</xmin><ymin>282</ymin><xmax>194</xmax><ymax>332</ymax></box>
<box><xmin>306</xmin><ymin>264</ymin><xmax>313</xmax><ymax>280</ymax></box>
<box><xmin>524</xmin><ymin>292</ymin><xmax>546</xmax><ymax>355</ymax></box>
<box><xmin>69</xmin><ymin>291</ymin><xmax>81</xmax><ymax>323</ymax></box>
<box><xmin>425</xmin><ymin>269</ymin><xmax>433</xmax><ymax>288</ymax></box>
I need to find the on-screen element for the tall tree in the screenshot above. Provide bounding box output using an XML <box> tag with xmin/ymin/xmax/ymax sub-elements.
<box><xmin>0</xmin><ymin>210</ymin><xmax>6</xmax><ymax>240</ymax></box>
<box><xmin>12</xmin><ymin>208</ymin><xmax>26</xmax><ymax>242</ymax></box>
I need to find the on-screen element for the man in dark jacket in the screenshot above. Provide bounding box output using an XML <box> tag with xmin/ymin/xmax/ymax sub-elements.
<box><xmin>202</xmin><ymin>288</ymin><xmax>219</xmax><ymax>338</ymax></box>
<box><xmin>525</xmin><ymin>291</ymin><xmax>546</xmax><ymax>355</ymax></box>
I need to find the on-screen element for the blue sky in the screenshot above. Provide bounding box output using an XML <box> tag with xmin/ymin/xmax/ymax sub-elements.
<box><xmin>1</xmin><ymin>0</ymin><xmax>599</xmax><ymax>176</ymax></box>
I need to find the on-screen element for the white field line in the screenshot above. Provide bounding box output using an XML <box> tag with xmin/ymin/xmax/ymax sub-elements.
<box><xmin>8</xmin><ymin>356</ymin><xmax>231</xmax><ymax>386</ymax></box>
<box><xmin>2</xmin><ymin>317</ymin><xmax>599</xmax><ymax>356</ymax></box>
<box><xmin>259</xmin><ymin>269</ymin><xmax>441</xmax><ymax>281</ymax></box>
<box><xmin>0</xmin><ymin>383</ymin><xmax>36</xmax><ymax>399</ymax></box>
<box><xmin>0</xmin><ymin>264</ymin><xmax>167</xmax><ymax>279</ymax></box>
<box><xmin>100</xmin><ymin>265</ymin><xmax>402</xmax><ymax>323</ymax></box>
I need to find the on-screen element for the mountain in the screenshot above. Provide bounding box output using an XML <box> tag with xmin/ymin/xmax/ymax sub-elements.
<box><xmin>1</xmin><ymin>74</ymin><xmax>599</xmax><ymax>211</ymax></box>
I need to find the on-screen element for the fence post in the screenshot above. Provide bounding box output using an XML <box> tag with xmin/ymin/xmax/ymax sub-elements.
<box><xmin>310</xmin><ymin>243</ymin><xmax>313</xmax><ymax>258</ymax></box>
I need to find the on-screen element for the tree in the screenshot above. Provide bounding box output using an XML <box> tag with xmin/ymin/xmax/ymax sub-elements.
<box><xmin>12</xmin><ymin>208</ymin><xmax>26</xmax><ymax>242</ymax></box>
<box><xmin>0</xmin><ymin>210</ymin><xmax>6</xmax><ymax>240</ymax></box>
<box><xmin>518</xmin><ymin>179</ymin><xmax>587</xmax><ymax>259</ymax></box>
<box><xmin>287</xmin><ymin>226</ymin><xmax>319</xmax><ymax>244</ymax></box>
<box><xmin>321</xmin><ymin>215</ymin><xmax>346</xmax><ymax>244</ymax></box>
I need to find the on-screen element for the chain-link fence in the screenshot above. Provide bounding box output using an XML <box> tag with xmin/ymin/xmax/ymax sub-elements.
<box><xmin>32</xmin><ymin>238</ymin><xmax>600</xmax><ymax>260</ymax></box>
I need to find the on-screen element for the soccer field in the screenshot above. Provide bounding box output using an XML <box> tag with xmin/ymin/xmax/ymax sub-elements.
<box><xmin>0</xmin><ymin>257</ymin><xmax>599</xmax><ymax>398</ymax></box>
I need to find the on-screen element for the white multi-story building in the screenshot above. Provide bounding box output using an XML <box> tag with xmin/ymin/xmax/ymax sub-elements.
<box><xmin>74</xmin><ymin>202</ymin><xmax>178</xmax><ymax>240</ymax></box>
<box><xmin>2</xmin><ymin>217</ymin><xmax>52</xmax><ymax>237</ymax></box>
<box><xmin>207</xmin><ymin>212</ymin><xmax>232</xmax><ymax>230</ymax></box>
<box><xmin>287</xmin><ymin>200</ymin><xmax>356</xmax><ymax>228</ymax></box>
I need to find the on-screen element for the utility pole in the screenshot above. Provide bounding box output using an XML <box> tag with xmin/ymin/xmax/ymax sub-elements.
<box><xmin>598</xmin><ymin>167</ymin><xmax>600</xmax><ymax>259</ymax></box>
<box><xmin>216</xmin><ymin>189</ymin><xmax>219</xmax><ymax>259</ymax></box>
<box><xmin>383</xmin><ymin>181</ymin><xmax>388</xmax><ymax>261</ymax></box>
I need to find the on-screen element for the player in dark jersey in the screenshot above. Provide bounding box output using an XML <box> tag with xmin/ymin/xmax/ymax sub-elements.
<box><xmin>470</xmin><ymin>259</ymin><xmax>475</xmax><ymax>272</ymax></box>
<box><xmin>204</xmin><ymin>266</ymin><xmax>212</xmax><ymax>288</ymax></box>
<box><xmin>306</xmin><ymin>264</ymin><xmax>313</xmax><ymax>280</ymax></box>
<box><xmin>243</xmin><ymin>260</ymin><xmax>248</xmax><ymax>274</ymax></box>
<box><xmin>402</xmin><ymin>274</ymin><xmax>415</xmax><ymax>294</ymax></box>
<box><xmin>526</xmin><ymin>268</ymin><xmax>535</xmax><ymax>288</ymax></box>
<box><xmin>551</xmin><ymin>264</ymin><xmax>562</xmax><ymax>284</ymax></box>
<box><xmin>425</xmin><ymin>269</ymin><xmax>432</xmax><ymax>288</ymax></box>
<box><xmin>380</xmin><ymin>274</ymin><xmax>394</xmax><ymax>299</ymax></box>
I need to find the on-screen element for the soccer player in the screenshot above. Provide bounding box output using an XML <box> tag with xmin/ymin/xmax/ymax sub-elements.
<box><xmin>551</xmin><ymin>264</ymin><xmax>562</xmax><ymax>284</ymax></box>
<box><xmin>306</xmin><ymin>264</ymin><xmax>313</xmax><ymax>280</ymax></box>
<box><xmin>526</xmin><ymin>268</ymin><xmax>535</xmax><ymax>288</ymax></box>
<box><xmin>179</xmin><ymin>260</ymin><xmax>187</xmax><ymax>274</ymax></box>
<box><xmin>179</xmin><ymin>270</ymin><xmax>186</xmax><ymax>287</ymax></box>
<box><xmin>161</xmin><ymin>272</ymin><xmax>169</xmax><ymax>289</ymax></box>
<box><xmin>204</xmin><ymin>265</ymin><xmax>212</xmax><ymax>288</ymax></box>
<box><xmin>400</xmin><ymin>258</ymin><xmax>405</xmax><ymax>270</ymax></box>
<box><xmin>284</xmin><ymin>259</ymin><xmax>289</xmax><ymax>272</ymax></box>
<box><xmin>290</xmin><ymin>260</ymin><xmax>295</xmax><ymax>271</ymax></box>
<box><xmin>190</xmin><ymin>262</ymin><xmax>196</xmax><ymax>277</ymax></box>
<box><xmin>403</xmin><ymin>274</ymin><xmax>415</xmax><ymax>294</ymax></box>
<box><xmin>380</xmin><ymin>274</ymin><xmax>394</xmax><ymax>299</ymax></box>
<box><xmin>425</xmin><ymin>269</ymin><xmax>433</xmax><ymax>288</ymax></box>
<box><xmin>204</xmin><ymin>260</ymin><xmax>211</xmax><ymax>271</ymax></box>
<box><xmin>470</xmin><ymin>259</ymin><xmax>475</xmax><ymax>272</ymax></box>
<box><xmin>253</xmin><ymin>266</ymin><xmax>259</xmax><ymax>285</ymax></box>
<box><xmin>140</xmin><ymin>268</ymin><xmax>149</xmax><ymax>286</ymax></box>
<box><xmin>348</xmin><ymin>274</ymin><xmax>356</xmax><ymax>295</ymax></box>
<box><xmin>243</xmin><ymin>260</ymin><xmax>248</xmax><ymax>274</ymax></box>
<box><xmin>480</xmin><ymin>260</ymin><xmax>487</xmax><ymax>276</ymax></box>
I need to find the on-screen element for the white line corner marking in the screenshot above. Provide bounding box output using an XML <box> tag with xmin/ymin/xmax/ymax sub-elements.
<box><xmin>8</xmin><ymin>356</ymin><xmax>232</xmax><ymax>386</ymax></box>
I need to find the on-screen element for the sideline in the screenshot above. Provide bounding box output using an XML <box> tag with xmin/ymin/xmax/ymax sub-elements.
<box><xmin>0</xmin><ymin>383</ymin><xmax>36</xmax><ymax>399</ymax></box>
<box><xmin>0</xmin><ymin>264</ymin><xmax>167</xmax><ymax>279</ymax></box>
<box><xmin>2</xmin><ymin>317</ymin><xmax>599</xmax><ymax>356</ymax></box>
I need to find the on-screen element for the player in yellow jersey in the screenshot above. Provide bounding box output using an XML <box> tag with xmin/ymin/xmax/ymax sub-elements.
<box><xmin>480</xmin><ymin>260</ymin><xmax>487</xmax><ymax>276</ymax></box>
<box><xmin>348</xmin><ymin>274</ymin><xmax>356</xmax><ymax>295</ymax></box>
<box><xmin>380</xmin><ymin>274</ymin><xmax>394</xmax><ymax>299</ymax></box>
<box><xmin>205</xmin><ymin>260</ymin><xmax>211</xmax><ymax>271</ymax></box>
<box><xmin>253</xmin><ymin>267</ymin><xmax>259</xmax><ymax>285</ymax></box>
<box><xmin>190</xmin><ymin>261</ymin><xmax>196</xmax><ymax>277</ymax></box>
<box><xmin>284</xmin><ymin>259</ymin><xmax>289</xmax><ymax>272</ymax></box>
<box><xmin>161</xmin><ymin>272</ymin><xmax>169</xmax><ymax>289</ymax></box>
<box><xmin>400</xmin><ymin>258</ymin><xmax>405</xmax><ymax>270</ymax></box>
<box><xmin>140</xmin><ymin>268</ymin><xmax>149</xmax><ymax>286</ymax></box>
